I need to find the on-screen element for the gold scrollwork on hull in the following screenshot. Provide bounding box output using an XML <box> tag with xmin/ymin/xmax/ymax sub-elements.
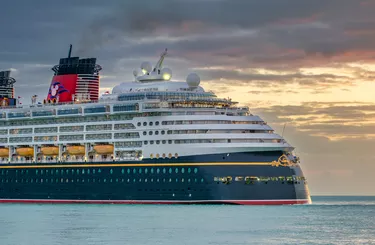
<box><xmin>271</xmin><ymin>154</ymin><xmax>298</xmax><ymax>167</ymax></box>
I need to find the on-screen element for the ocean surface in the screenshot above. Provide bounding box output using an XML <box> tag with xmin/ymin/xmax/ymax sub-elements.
<box><xmin>0</xmin><ymin>196</ymin><xmax>374</xmax><ymax>245</ymax></box>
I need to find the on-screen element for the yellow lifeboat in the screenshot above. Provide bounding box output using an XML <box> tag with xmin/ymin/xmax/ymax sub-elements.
<box><xmin>66</xmin><ymin>145</ymin><xmax>85</xmax><ymax>155</ymax></box>
<box><xmin>16</xmin><ymin>147</ymin><xmax>34</xmax><ymax>157</ymax></box>
<box><xmin>93</xmin><ymin>145</ymin><xmax>114</xmax><ymax>154</ymax></box>
<box><xmin>41</xmin><ymin>146</ymin><xmax>59</xmax><ymax>156</ymax></box>
<box><xmin>0</xmin><ymin>148</ymin><xmax>9</xmax><ymax>157</ymax></box>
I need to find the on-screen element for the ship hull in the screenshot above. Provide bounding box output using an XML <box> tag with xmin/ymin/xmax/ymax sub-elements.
<box><xmin>0</xmin><ymin>151</ymin><xmax>311</xmax><ymax>205</ymax></box>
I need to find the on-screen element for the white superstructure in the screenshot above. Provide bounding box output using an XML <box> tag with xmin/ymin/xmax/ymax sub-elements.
<box><xmin>0</xmin><ymin>49</ymin><xmax>293</xmax><ymax>164</ymax></box>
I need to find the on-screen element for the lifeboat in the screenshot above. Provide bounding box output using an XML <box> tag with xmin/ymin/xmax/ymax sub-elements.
<box><xmin>16</xmin><ymin>147</ymin><xmax>34</xmax><ymax>157</ymax></box>
<box><xmin>66</xmin><ymin>145</ymin><xmax>85</xmax><ymax>155</ymax></box>
<box><xmin>41</xmin><ymin>146</ymin><xmax>59</xmax><ymax>156</ymax></box>
<box><xmin>93</xmin><ymin>145</ymin><xmax>114</xmax><ymax>154</ymax></box>
<box><xmin>0</xmin><ymin>148</ymin><xmax>9</xmax><ymax>157</ymax></box>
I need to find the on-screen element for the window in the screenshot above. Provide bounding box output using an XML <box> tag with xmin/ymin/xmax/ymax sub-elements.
<box><xmin>149</xmin><ymin>131</ymin><xmax>153</xmax><ymax>135</ymax></box>
<box><xmin>143</xmin><ymin>131</ymin><xmax>147</xmax><ymax>135</ymax></box>
<box><xmin>149</xmin><ymin>122</ymin><xmax>153</xmax><ymax>126</ymax></box>
<box><xmin>137</xmin><ymin>122</ymin><xmax>141</xmax><ymax>126</ymax></box>
<box><xmin>155</xmin><ymin>121</ymin><xmax>160</xmax><ymax>126</ymax></box>
<box><xmin>161</xmin><ymin>130</ymin><xmax>165</xmax><ymax>135</ymax></box>
<box><xmin>150</xmin><ymin>141</ymin><xmax>154</xmax><ymax>145</ymax></box>
<box><xmin>144</xmin><ymin>141</ymin><xmax>148</xmax><ymax>145</ymax></box>
<box><xmin>162</xmin><ymin>140</ymin><xmax>166</xmax><ymax>144</ymax></box>
<box><xmin>143</xmin><ymin>122</ymin><xmax>147</xmax><ymax>126</ymax></box>
<box><xmin>156</xmin><ymin>140</ymin><xmax>160</xmax><ymax>144</ymax></box>
<box><xmin>155</xmin><ymin>131</ymin><xmax>159</xmax><ymax>135</ymax></box>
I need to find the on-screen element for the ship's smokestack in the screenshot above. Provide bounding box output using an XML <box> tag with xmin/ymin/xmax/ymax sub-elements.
<box><xmin>68</xmin><ymin>44</ymin><xmax>72</xmax><ymax>58</ymax></box>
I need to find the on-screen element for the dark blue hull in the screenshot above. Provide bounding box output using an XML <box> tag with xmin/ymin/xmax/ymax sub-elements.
<box><xmin>0</xmin><ymin>151</ymin><xmax>311</xmax><ymax>205</ymax></box>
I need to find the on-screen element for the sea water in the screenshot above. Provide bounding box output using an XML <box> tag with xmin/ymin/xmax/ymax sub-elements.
<box><xmin>0</xmin><ymin>196</ymin><xmax>374</xmax><ymax>245</ymax></box>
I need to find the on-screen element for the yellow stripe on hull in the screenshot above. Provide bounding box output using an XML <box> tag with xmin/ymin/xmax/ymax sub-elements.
<box><xmin>0</xmin><ymin>162</ymin><xmax>273</xmax><ymax>169</ymax></box>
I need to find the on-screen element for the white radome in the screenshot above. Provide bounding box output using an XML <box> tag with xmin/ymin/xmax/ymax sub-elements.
<box><xmin>161</xmin><ymin>68</ymin><xmax>172</xmax><ymax>80</ymax></box>
<box><xmin>186</xmin><ymin>73</ymin><xmax>200</xmax><ymax>88</ymax></box>
<box><xmin>140</xmin><ymin>61</ymin><xmax>152</xmax><ymax>74</ymax></box>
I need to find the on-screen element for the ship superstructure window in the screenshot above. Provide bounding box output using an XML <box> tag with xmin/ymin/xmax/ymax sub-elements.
<box><xmin>9</xmin><ymin>137</ymin><xmax>32</xmax><ymax>143</ymax></box>
<box><xmin>34</xmin><ymin>136</ymin><xmax>57</xmax><ymax>142</ymax></box>
<box><xmin>114</xmin><ymin>123</ymin><xmax>135</xmax><ymax>130</ymax></box>
<box><xmin>114</xmin><ymin>133</ymin><xmax>139</xmax><ymax>139</ymax></box>
<box><xmin>114</xmin><ymin>141</ymin><xmax>142</xmax><ymax>148</ymax></box>
<box><xmin>162</xmin><ymin>120</ymin><xmax>261</xmax><ymax>125</ymax></box>
<box><xmin>32</xmin><ymin>110</ymin><xmax>55</xmax><ymax>117</ymax></box>
<box><xmin>84</xmin><ymin>106</ymin><xmax>107</xmax><ymax>114</ymax></box>
<box><xmin>86</xmin><ymin>124</ymin><xmax>112</xmax><ymax>131</ymax></box>
<box><xmin>9</xmin><ymin>128</ymin><xmax>33</xmax><ymax>135</ymax></box>
<box><xmin>0</xmin><ymin>129</ymin><xmax>7</xmax><ymax>134</ymax></box>
<box><xmin>35</xmin><ymin>127</ymin><xmax>58</xmax><ymax>133</ymax></box>
<box><xmin>8</xmin><ymin>112</ymin><xmax>30</xmax><ymax>119</ymax></box>
<box><xmin>60</xmin><ymin>126</ymin><xmax>83</xmax><ymax>132</ymax></box>
<box><xmin>59</xmin><ymin>134</ymin><xmax>84</xmax><ymax>141</ymax></box>
<box><xmin>113</xmin><ymin>104</ymin><xmax>138</xmax><ymax>112</ymax></box>
<box><xmin>86</xmin><ymin>134</ymin><xmax>112</xmax><ymax>140</ymax></box>
<box><xmin>0</xmin><ymin>138</ymin><xmax>7</xmax><ymax>143</ymax></box>
<box><xmin>57</xmin><ymin>108</ymin><xmax>80</xmax><ymax>115</ymax></box>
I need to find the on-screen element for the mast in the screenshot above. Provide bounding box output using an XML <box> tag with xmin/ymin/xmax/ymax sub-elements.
<box><xmin>68</xmin><ymin>44</ymin><xmax>72</xmax><ymax>58</ymax></box>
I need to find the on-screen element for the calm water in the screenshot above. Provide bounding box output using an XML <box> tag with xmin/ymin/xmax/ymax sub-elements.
<box><xmin>0</xmin><ymin>196</ymin><xmax>374</xmax><ymax>245</ymax></box>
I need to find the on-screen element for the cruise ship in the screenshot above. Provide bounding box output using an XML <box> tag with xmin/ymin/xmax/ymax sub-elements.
<box><xmin>0</xmin><ymin>47</ymin><xmax>311</xmax><ymax>205</ymax></box>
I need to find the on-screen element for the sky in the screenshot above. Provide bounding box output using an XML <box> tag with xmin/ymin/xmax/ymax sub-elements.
<box><xmin>1</xmin><ymin>0</ymin><xmax>375</xmax><ymax>195</ymax></box>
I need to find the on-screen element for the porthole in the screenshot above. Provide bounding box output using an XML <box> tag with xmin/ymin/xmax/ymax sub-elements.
<box><xmin>162</xmin><ymin>140</ymin><xmax>166</xmax><ymax>144</ymax></box>
<box><xmin>144</xmin><ymin>141</ymin><xmax>148</xmax><ymax>145</ymax></box>
<box><xmin>182</xmin><ymin>178</ymin><xmax>185</xmax><ymax>182</ymax></box>
<box><xmin>143</xmin><ymin>131</ymin><xmax>147</xmax><ymax>135</ymax></box>
<box><xmin>201</xmin><ymin>178</ymin><xmax>204</xmax><ymax>183</ymax></box>
<box><xmin>139</xmin><ymin>178</ymin><xmax>142</xmax><ymax>182</ymax></box>
<box><xmin>137</xmin><ymin>122</ymin><xmax>141</xmax><ymax>126</ymax></box>
<box><xmin>143</xmin><ymin>122</ymin><xmax>147</xmax><ymax>126</ymax></box>
<box><xmin>88</xmin><ymin>169</ymin><xmax>90</xmax><ymax>174</ymax></box>
<box><xmin>145</xmin><ymin>179</ymin><xmax>148</xmax><ymax>182</ymax></box>
<box><xmin>156</xmin><ymin>140</ymin><xmax>160</xmax><ymax>144</ymax></box>
<box><xmin>82</xmin><ymin>169</ymin><xmax>85</xmax><ymax>174</ymax></box>
<box><xmin>122</xmin><ymin>169</ymin><xmax>125</xmax><ymax>174</ymax></box>
<box><xmin>150</xmin><ymin>154</ymin><xmax>154</xmax><ymax>159</ymax></box>
<box><xmin>149</xmin><ymin>131</ymin><xmax>153</xmax><ymax>135</ymax></box>
<box><xmin>145</xmin><ymin>168</ymin><xmax>148</xmax><ymax>174</ymax></box>
<box><xmin>175</xmin><ymin>168</ymin><xmax>179</xmax><ymax>174</ymax></box>
<box><xmin>169</xmin><ymin>168</ymin><xmax>172</xmax><ymax>174</ymax></box>
<box><xmin>149</xmin><ymin>122</ymin><xmax>153</xmax><ymax>126</ymax></box>
<box><xmin>150</xmin><ymin>141</ymin><xmax>154</xmax><ymax>145</ymax></box>
<box><xmin>127</xmin><ymin>169</ymin><xmax>130</xmax><ymax>174</ymax></box>
<box><xmin>161</xmin><ymin>130</ymin><xmax>165</xmax><ymax>135</ymax></box>
<box><xmin>168</xmin><ymin>153</ymin><xmax>172</xmax><ymax>159</ymax></box>
<box><xmin>163</xmin><ymin>168</ymin><xmax>166</xmax><ymax>174</ymax></box>
<box><xmin>175</xmin><ymin>153</ymin><xmax>178</xmax><ymax>158</ymax></box>
<box><xmin>169</xmin><ymin>178</ymin><xmax>172</xmax><ymax>182</ymax></box>
<box><xmin>151</xmin><ymin>168</ymin><xmax>154</xmax><ymax>174</ymax></box>
<box><xmin>155</xmin><ymin>131</ymin><xmax>159</xmax><ymax>135</ymax></box>
<box><xmin>188</xmin><ymin>168</ymin><xmax>191</xmax><ymax>173</ymax></box>
<box><xmin>133</xmin><ymin>169</ymin><xmax>137</xmax><ymax>174</ymax></box>
<box><xmin>168</xmin><ymin>140</ymin><xmax>172</xmax><ymax>144</ymax></box>
<box><xmin>181</xmin><ymin>168</ymin><xmax>185</xmax><ymax>174</ymax></box>
<box><xmin>162</xmin><ymin>153</ymin><xmax>166</xmax><ymax>158</ymax></box>
<box><xmin>155</xmin><ymin>121</ymin><xmax>159</xmax><ymax>126</ymax></box>
<box><xmin>110</xmin><ymin>169</ymin><xmax>113</xmax><ymax>174</ymax></box>
<box><xmin>156</xmin><ymin>154</ymin><xmax>160</xmax><ymax>159</ymax></box>
<box><xmin>176</xmin><ymin>178</ymin><xmax>178</xmax><ymax>182</ymax></box>
<box><xmin>139</xmin><ymin>168</ymin><xmax>142</xmax><ymax>174</ymax></box>
<box><xmin>157</xmin><ymin>168</ymin><xmax>160</xmax><ymax>174</ymax></box>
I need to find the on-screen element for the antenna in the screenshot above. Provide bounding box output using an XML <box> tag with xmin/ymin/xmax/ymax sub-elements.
<box><xmin>281</xmin><ymin>123</ymin><xmax>287</xmax><ymax>137</ymax></box>
<box><xmin>68</xmin><ymin>44</ymin><xmax>73</xmax><ymax>58</ymax></box>
<box><xmin>154</xmin><ymin>48</ymin><xmax>168</xmax><ymax>70</ymax></box>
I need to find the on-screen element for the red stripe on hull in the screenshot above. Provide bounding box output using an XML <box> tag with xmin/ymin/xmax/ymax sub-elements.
<box><xmin>0</xmin><ymin>199</ymin><xmax>311</xmax><ymax>205</ymax></box>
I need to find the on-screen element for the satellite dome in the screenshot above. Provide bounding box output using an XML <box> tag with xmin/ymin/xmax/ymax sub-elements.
<box><xmin>112</xmin><ymin>85</ymin><xmax>122</xmax><ymax>94</ymax></box>
<box><xmin>186</xmin><ymin>73</ymin><xmax>200</xmax><ymax>88</ymax></box>
<box><xmin>161</xmin><ymin>68</ymin><xmax>172</xmax><ymax>80</ymax></box>
<box><xmin>140</xmin><ymin>62</ymin><xmax>152</xmax><ymax>74</ymax></box>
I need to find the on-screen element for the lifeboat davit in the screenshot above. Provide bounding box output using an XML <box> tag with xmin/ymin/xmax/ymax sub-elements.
<box><xmin>16</xmin><ymin>147</ymin><xmax>34</xmax><ymax>157</ymax></box>
<box><xmin>41</xmin><ymin>146</ymin><xmax>59</xmax><ymax>156</ymax></box>
<box><xmin>67</xmin><ymin>145</ymin><xmax>85</xmax><ymax>155</ymax></box>
<box><xmin>93</xmin><ymin>145</ymin><xmax>114</xmax><ymax>154</ymax></box>
<box><xmin>0</xmin><ymin>148</ymin><xmax>9</xmax><ymax>157</ymax></box>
